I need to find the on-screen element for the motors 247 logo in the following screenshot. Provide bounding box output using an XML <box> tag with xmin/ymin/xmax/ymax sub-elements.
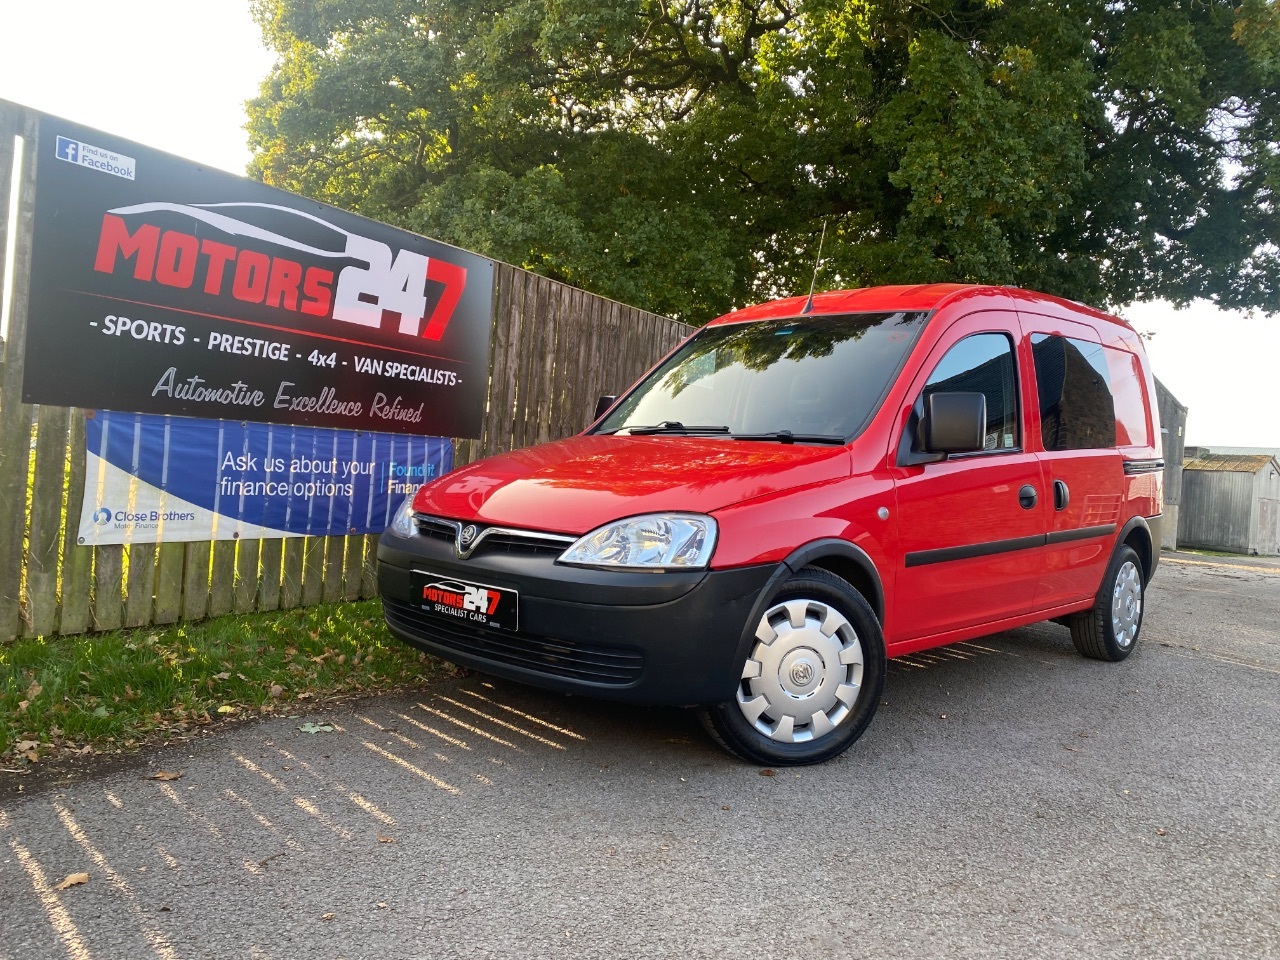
<box><xmin>91</xmin><ymin>201</ymin><xmax>468</xmax><ymax>344</ymax></box>
<box><xmin>419</xmin><ymin>578</ymin><xmax>512</xmax><ymax>629</ymax></box>
<box><xmin>422</xmin><ymin>579</ymin><xmax>502</xmax><ymax>615</ymax></box>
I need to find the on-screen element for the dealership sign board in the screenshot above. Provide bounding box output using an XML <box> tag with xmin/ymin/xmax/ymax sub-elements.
<box><xmin>78</xmin><ymin>411</ymin><xmax>452</xmax><ymax>545</ymax></box>
<box><xmin>25</xmin><ymin>116</ymin><xmax>494</xmax><ymax>437</ymax></box>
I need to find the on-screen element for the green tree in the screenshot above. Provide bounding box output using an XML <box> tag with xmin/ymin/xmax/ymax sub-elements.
<box><xmin>247</xmin><ymin>0</ymin><xmax>1280</xmax><ymax>321</ymax></box>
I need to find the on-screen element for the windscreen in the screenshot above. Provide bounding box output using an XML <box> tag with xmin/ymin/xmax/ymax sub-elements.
<box><xmin>596</xmin><ymin>311</ymin><xmax>929</xmax><ymax>441</ymax></box>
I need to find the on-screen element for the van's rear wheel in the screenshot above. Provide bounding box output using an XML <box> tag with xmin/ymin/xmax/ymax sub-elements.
<box><xmin>698</xmin><ymin>568</ymin><xmax>885</xmax><ymax>766</ymax></box>
<box><xmin>1070</xmin><ymin>544</ymin><xmax>1144</xmax><ymax>661</ymax></box>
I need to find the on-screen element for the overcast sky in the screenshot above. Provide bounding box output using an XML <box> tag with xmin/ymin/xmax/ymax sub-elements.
<box><xmin>2</xmin><ymin>0</ymin><xmax>1276</xmax><ymax>449</ymax></box>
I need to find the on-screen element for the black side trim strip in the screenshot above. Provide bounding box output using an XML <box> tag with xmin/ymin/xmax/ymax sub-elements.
<box><xmin>1046</xmin><ymin>524</ymin><xmax>1117</xmax><ymax>545</ymax></box>
<box><xmin>905</xmin><ymin>534</ymin><xmax>1045</xmax><ymax>568</ymax></box>
<box><xmin>1123</xmin><ymin>459</ymin><xmax>1165</xmax><ymax>475</ymax></box>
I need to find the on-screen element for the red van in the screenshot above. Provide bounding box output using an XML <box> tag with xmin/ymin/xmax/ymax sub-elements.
<box><xmin>378</xmin><ymin>285</ymin><xmax>1163</xmax><ymax>765</ymax></box>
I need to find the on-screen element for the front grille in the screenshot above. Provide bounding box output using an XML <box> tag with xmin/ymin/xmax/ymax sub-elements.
<box><xmin>414</xmin><ymin>516</ymin><xmax>457</xmax><ymax>543</ymax></box>
<box><xmin>476</xmin><ymin>535</ymin><xmax>565</xmax><ymax>559</ymax></box>
<box><xmin>383</xmin><ymin>597</ymin><xmax>644</xmax><ymax>686</ymax></box>
<box><xmin>412</xmin><ymin>514</ymin><xmax>574</xmax><ymax>560</ymax></box>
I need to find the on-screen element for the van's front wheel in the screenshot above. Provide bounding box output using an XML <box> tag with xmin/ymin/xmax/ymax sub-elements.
<box><xmin>698</xmin><ymin>568</ymin><xmax>885</xmax><ymax>766</ymax></box>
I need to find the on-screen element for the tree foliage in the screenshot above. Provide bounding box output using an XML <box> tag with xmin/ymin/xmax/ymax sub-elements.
<box><xmin>247</xmin><ymin>0</ymin><xmax>1280</xmax><ymax>321</ymax></box>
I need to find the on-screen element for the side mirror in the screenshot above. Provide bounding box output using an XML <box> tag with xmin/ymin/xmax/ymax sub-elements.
<box><xmin>923</xmin><ymin>392</ymin><xmax>986</xmax><ymax>454</ymax></box>
<box><xmin>594</xmin><ymin>395</ymin><xmax>618</xmax><ymax>422</ymax></box>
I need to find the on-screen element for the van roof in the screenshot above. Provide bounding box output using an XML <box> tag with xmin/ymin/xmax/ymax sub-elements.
<box><xmin>708</xmin><ymin>284</ymin><xmax>1133</xmax><ymax>333</ymax></box>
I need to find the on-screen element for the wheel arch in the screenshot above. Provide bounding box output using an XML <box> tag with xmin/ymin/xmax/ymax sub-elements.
<box><xmin>782</xmin><ymin>539</ymin><xmax>885</xmax><ymax>624</ymax></box>
<box><xmin>1116</xmin><ymin>516</ymin><xmax>1156</xmax><ymax>583</ymax></box>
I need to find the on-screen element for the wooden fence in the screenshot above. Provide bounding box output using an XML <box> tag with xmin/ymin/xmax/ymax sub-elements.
<box><xmin>0</xmin><ymin>102</ymin><xmax>689</xmax><ymax>643</ymax></box>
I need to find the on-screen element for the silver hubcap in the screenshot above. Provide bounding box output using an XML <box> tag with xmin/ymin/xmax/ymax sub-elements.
<box><xmin>1111</xmin><ymin>560</ymin><xmax>1142</xmax><ymax>648</ymax></box>
<box><xmin>736</xmin><ymin>599</ymin><xmax>864</xmax><ymax>743</ymax></box>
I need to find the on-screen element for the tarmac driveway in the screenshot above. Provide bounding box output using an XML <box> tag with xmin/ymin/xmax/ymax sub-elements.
<box><xmin>1</xmin><ymin>553</ymin><xmax>1277</xmax><ymax>959</ymax></box>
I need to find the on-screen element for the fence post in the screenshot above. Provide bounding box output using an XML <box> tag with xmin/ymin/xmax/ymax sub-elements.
<box><xmin>0</xmin><ymin>104</ymin><xmax>39</xmax><ymax>643</ymax></box>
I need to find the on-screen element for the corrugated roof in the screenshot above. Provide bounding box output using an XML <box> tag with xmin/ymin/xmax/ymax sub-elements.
<box><xmin>1186</xmin><ymin>445</ymin><xmax>1280</xmax><ymax>458</ymax></box>
<box><xmin>1182</xmin><ymin>454</ymin><xmax>1279</xmax><ymax>473</ymax></box>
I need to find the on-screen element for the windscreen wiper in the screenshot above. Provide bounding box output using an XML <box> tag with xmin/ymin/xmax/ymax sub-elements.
<box><xmin>731</xmin><ymin>430</ymin><xmax>846</xmax><ymax>445</ymax></box>
<box><xmin>617</xmin><ymin>422</ymin><xmax>732</xmax><ymax>436</ymax></box>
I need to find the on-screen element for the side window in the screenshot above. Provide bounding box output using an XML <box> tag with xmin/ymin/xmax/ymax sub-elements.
<box><xmin>1104</xmin><ymin>348</ymin><xmax>1151</xmax><ymax>446</ymax></box>
<box><xmin>923</xmin><ymin>333</ymin><xmax>1019</xmax><ymax>451</ymax></box>
<box><xmin>1031</xmin><ymin>334</ymin><xmax>1117</xmax><ymax>450</ymax></box>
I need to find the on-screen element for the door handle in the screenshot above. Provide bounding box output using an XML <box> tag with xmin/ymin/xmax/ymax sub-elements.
<box><xmin>1054</xmin><ymin>479</ymin><xmax>1070</xmax><ymax>511</ymax></box>
<box><xmin>1018</xmin><ymin>485</ymin><xmax>1038</xmax><ymax>510</ymax></box>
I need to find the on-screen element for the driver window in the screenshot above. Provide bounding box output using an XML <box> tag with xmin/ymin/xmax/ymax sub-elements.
<box><xmin>922</xmin><ymin>333</ymin><xmax>1019</xmax><ymax>451</ymax></box>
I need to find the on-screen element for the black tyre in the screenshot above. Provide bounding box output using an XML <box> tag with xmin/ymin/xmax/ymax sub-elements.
<box><xmin>697</xmin><ymin>567</ymin><xmax>886</xmax><ymax>766</ymax></box>
<box><xmin>1069</xmin><ymin>544</ymin><xmax>1145</xmax><ymax>662</ymax></box>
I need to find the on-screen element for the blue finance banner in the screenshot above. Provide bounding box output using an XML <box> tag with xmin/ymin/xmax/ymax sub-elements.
<box><xmin>78</xmin><ymin>411</ymin><xmax>452</xmax><ymax>545</ymax></box>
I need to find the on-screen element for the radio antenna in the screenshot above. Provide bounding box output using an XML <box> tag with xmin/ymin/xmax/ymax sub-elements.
<box><xmin>801</xmin><ymin>220</ymin><xmax>828</xmax><ymax>315</ymax></box>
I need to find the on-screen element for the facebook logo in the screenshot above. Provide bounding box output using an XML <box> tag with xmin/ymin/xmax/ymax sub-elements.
<box><xmin>55</xmin><ymin>136</ymin><xmax>80</xmax><ymax>163</ymax></box>
<box><xmin>52</xmin><ymin>134</ymin><xmax>136</xmax><ymax>180</ymax></box>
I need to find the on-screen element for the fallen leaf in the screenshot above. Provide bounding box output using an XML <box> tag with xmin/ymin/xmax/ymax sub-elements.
<box><xmin>216</xmin><ymin>705</ymin><xmax>238</xmax><ymax>715</ymax></box>
<box><xmin>26</xmin><ymin>680</ymin><xmax>42</xmax><ymax>700</ymax></box>
<box><xmin>213</xmin><ymin>672</ymin><xmax>231</xmax><ymax>681</ymax></box>
<box><xmin>759</xmin><ymin>769</ymin><xmax>776</xmax><ymax>777</ymax></box>
<box><xmin>376</xmin><ymin>834</ymin><xmax>396</xmax><ymax>844</ymax></box>
<box><xmin>721</xmin><ymin>805</ymin><xmax>731</xmax><ymax>811</ymax></box>
<box><xmin>322</xmin><ymin>913</ymin><xmax>335</xmax><ymax>922</ymax></box>
<box><xmin>159</xmin><ymin>905</ymin><xmax>171</xmax><ymax>912</ymax></box>
<box><xmin>17</xmin><ymin>700</ymin><xmax>28</xmax><ymax>713</ymax></box>
<box><xmin>298</xmin><ymin>722</ymin><xmax>334</xmax><ymax>734</ymax></box>
<box><xmin>1155</xmin><ymin>827</ymin><xmax>1168</xmax><ymax>836</ymax></box>
<box><xmin>270</xmin><ymin>684</ymin><xmax>284</xmax><ymax>699</ymax></box>
<box><xmin>55</xmin><ymin>872</ymin><xmax>89</xmax><ymax>890</ymax></box>
<box><xmin>92</xmin><ymin>706</ymin><xmax>110</xmax><ymax>718</ymax></box>
<box><xmin>146</xmin><ymin>771</ymin><xmax>184</xmax><ymax>782</ymax></box>
<box><xmin>376</xmin><ymin>902</ymin><xmax>387</xmax><ymax>910</ymax></box>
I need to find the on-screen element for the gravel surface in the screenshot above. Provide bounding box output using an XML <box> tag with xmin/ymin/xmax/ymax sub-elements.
<box><xmin>1</xmin><ymin>552</ymin><xmax>1277</xmax><ymax>960</ymax></box>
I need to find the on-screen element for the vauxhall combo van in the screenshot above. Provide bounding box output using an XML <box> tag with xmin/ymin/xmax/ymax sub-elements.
<box><xmin>378</xmin><ymin>284</ymin><xmax>1163</xmax><ymax>765</ymax></box>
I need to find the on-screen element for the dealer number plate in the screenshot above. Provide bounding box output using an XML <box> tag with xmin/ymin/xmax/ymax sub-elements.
<box><xmin>410</xmin><ymin>571</ymin><xmax>518</xmax><ymax>632</ymax></box>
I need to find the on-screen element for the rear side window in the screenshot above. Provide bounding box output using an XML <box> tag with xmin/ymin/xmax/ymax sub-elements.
<box><xmin>1032</xmin><ymin>335</ymin><xmax>1147</xmax><ymax>449</ymax></box>
<box><xmin>923</xmin><ymin>333</ymin><xmax>1019</xmax><ymax>451</ymax></box>
<box><xmin>1104</xmin><ymin>348</ymin><xmax>1151</xmax><ymax>446</ymax></box>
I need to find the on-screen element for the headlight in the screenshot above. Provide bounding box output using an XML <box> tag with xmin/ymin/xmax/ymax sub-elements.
<box><xmin>388</xmin><ymin>496</ymin><xmax>417</xmax><ymax>538</ymax></box>
<box><xmin>558</xmin><ymin>514</ymin><xmax>717</xmax><ymax>571</ymax></box>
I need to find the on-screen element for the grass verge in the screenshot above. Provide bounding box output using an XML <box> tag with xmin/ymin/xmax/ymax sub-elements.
<box><xmin>0</xmin><ymin>600</ymin><xmax>445</xmax><ymax>769</ymax></box>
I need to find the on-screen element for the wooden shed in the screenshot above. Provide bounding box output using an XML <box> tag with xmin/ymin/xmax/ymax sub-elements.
<box><xmin>1178</xmin><ymin>454</ymin><xmax>1280</xmax><ymax>556</ymax></box>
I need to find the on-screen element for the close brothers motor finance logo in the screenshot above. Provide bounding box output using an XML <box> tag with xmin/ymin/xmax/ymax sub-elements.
<box><xmin>92</xmin><ymin>201</ymin><xmax>468</xmax><ymax>345</ymax></box>
<box><xmin>92</xmin><ymin>507</ymin><xmax>112</xmax><ymax>525</ymax></box>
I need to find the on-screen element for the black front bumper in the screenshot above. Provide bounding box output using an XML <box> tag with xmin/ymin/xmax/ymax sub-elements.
<box><xmin>377</xmin><ymin>532</ymin><xmax>778</xmax><ymax>706</ymax></box>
